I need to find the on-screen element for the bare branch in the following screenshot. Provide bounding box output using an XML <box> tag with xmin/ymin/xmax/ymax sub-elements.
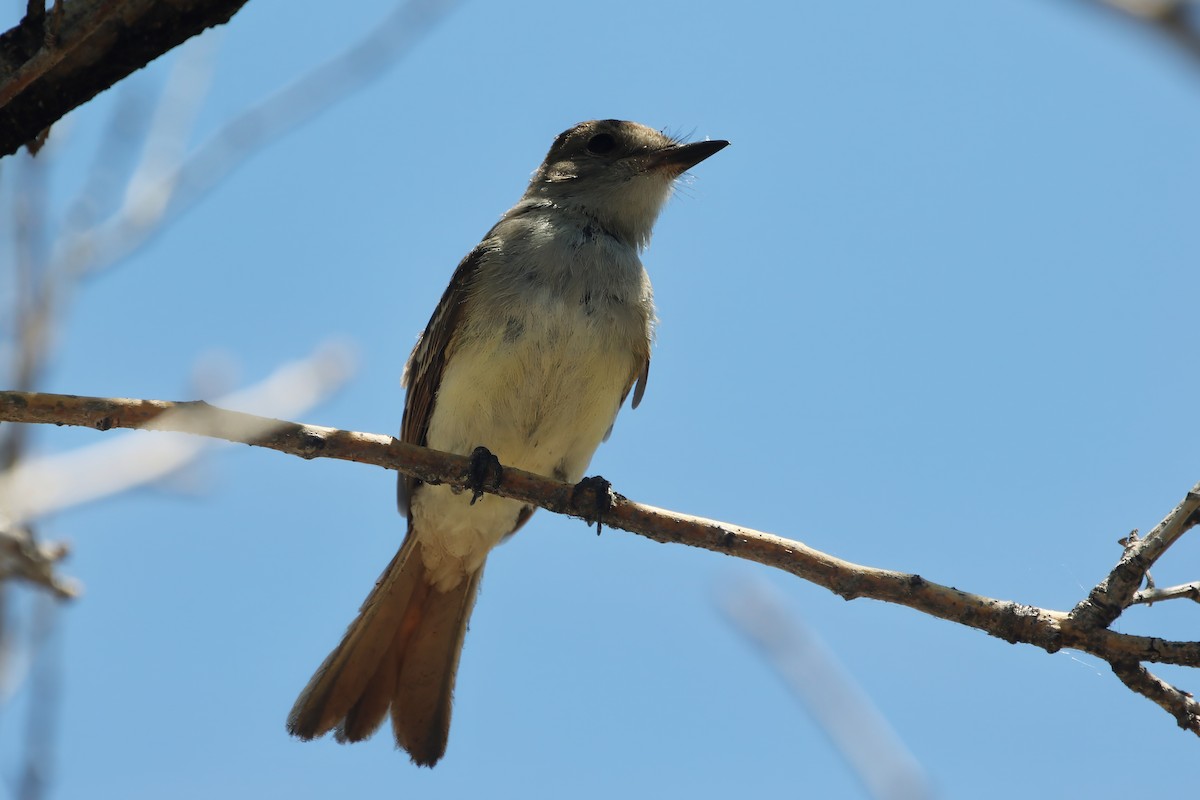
<box><xmin>3</xmin><ymin>391</ymin><xmax>1199</xmax><ymax>735</ymax></box>
<box><xmin>1071</xmin><ymin>484</ymin><xmax>1200</xmax><ymax>627</ymax></box>
<box><xmin>1110</xmin><ymin>659</ymin><xmax>1200</xmax><ymax>733</ymax></box>
<box><xmin>0</xmin><ymin>391</ymin><xmax>1197</xmax><ymax>675</ymax></box>
<box><xmin>1131</xmin><ymin>581</ymin><xmax>1200</xmax><ymax>606</ymax></box>
<box><xmin>0</xmin><ymin>0</ymin><xmax>251</xmax><ymax>156</ymax></box>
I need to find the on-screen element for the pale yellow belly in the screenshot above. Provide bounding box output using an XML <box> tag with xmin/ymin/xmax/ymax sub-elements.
<box><xmin>411</xmin><ymin>307</ymin><xmax>640</xmax><ymax>589</ymax></box>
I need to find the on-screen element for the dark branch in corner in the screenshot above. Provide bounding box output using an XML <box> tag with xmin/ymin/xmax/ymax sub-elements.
<box><xmin>1</xmin><ymin>390</ymin><xmax>1198</xmax><ymax>735</ymax></box>
<box><xmin>0</xmin><ymin>0</ymin><xmax>251</xmax><ymax>157</ymax></box>
<box><xmin>1065</xmin><ymin>0</ymin><xmax>1200</xmax><ymax>73</ymax></box>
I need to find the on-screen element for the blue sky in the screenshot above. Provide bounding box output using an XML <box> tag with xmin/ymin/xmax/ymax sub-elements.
<box><xmin>5</xmin><ymin>0</ymin><xmax>1200</xmax><ymax>796</ymax></box>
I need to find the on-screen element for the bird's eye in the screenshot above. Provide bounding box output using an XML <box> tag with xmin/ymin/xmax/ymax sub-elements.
<box><xmin>586</xmin><ymin>133</ymin><xmax>617</xmax><ymax>155</ymax></box>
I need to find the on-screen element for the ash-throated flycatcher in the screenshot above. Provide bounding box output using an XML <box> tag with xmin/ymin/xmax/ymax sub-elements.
<box><xmin>287</xmin><ymin>120</ymin><xmax>727</xmax><ymax>766</ymax></box>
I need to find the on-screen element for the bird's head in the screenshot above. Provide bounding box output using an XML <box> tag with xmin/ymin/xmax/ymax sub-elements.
<box><xmin>526</xmin><ymin>119</ymin><xmax>728</xmax><ymax>249</ymax></box>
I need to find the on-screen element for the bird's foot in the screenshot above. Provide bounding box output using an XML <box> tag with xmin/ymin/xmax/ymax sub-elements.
<box><xmin>467</xmin><ymin>446</ymin><xmax>502</xmax><ymax>505</ymax></box>
<box><xmin>572</xmin><ymin>475</ymin><xmax>614</xmax><ymax>535</ymax></box>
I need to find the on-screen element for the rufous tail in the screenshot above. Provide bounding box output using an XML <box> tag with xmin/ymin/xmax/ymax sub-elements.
<box><xmin>286</xmin><ymin>534</ymin><xmax>482</xmax><ymax>767</ymax></box>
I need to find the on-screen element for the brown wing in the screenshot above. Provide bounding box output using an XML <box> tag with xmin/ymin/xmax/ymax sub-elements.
<box><xmin>396</xmin><ymin>246</ymin><xmax>486</xmax><ymax>518</ymax></box>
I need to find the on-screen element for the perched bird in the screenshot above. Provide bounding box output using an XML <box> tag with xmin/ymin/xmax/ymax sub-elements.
<box><xmin>287</xmin><ymin>120</ymin><xmax>728</xmax><ymax>766</ymax></box>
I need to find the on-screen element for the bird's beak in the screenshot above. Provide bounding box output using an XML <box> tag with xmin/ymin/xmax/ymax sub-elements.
<box><xmin>644</xmin><ymin>139</ymin><xmax>730</xmax><ymax>174</ymax></box>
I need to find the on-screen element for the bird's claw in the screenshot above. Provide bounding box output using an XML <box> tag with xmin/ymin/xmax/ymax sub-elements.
<box><xmin>572</xmin><ymin>475</ymin><xmax>614</xmax><ymax>534</ymax></box>
<box><xmin>467</xmin><ymin>446</ymin><xmax>502</xmax><ymax>504</ymax></box>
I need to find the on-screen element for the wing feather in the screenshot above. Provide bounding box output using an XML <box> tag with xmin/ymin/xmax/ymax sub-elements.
<box><xmin>396</xmin><ymin>247</ymin><xmax>486</xmax><ymax>517</ymax></box>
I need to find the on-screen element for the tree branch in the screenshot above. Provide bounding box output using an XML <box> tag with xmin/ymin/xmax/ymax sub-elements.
<box><xmin>1</xmin><ymin>390</ymin><xmax>1198</xmax><ymax>734</ymax></box>
<box><xmin>1132</xmin><ymin>581</ymin><xmax>1200</xmax><ymax>606</ymax></box>
<box><xmin>1071</xmin><ymin>489</ymin><xmax>1200</xmax><ymax>627</ymax></box>
<box><xmin>1111</xmin><ymin>659</ymin><xmax>1200</xmax><ymax>731</ymax></box>
<box><xmin>0</xmin><ymin>0</ymin><xmax>251</xmax><ymax>157</ymax></box>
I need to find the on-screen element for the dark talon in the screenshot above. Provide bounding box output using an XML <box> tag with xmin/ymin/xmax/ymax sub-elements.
<box><xmin>467</xmin><ymin>446</ymin><xmax>502</xmax><ymax>504</ymax></box>
<box><xmin>572</xmin><ymin>475</ymin><xmax>613</xmax><ymax>534</ymax></box>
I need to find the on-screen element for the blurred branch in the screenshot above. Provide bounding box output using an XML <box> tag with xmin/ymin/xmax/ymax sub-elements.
<box><xmin>0</xmin><ymin>344</ymin><xmax>353</xmax><ymax>603</ymax></box>
<box><xmin>0</xmin><ymin>390</ymin><xmax>1198</xmax><ymax>735</ymax></box>
<box><xmin>0</xmin><ymin>342</ymin><xmax>355</xmax><ymax>525</ymax></box>
<box><xmin>15</xmin><ymin>591</ymin><xmax>60</xmax><ymax>800</ymax></box>
<box><xmin>0</xmin><ymin>2</ymin><xmax>442</xmax><ymax>788</ymax></box>
<box><xmin>0</xmin><ymin>515</ymin><xmax>75</xmax><ymax>600</ymax></box>
<box><xmin>55</xmin><ymin>27</ymin><xmax>218</xmax><ymax>277</ymax></box>
<box><xmin>0</xmin><ymin>132</ymin><xmax>50</xmax><ymax>473</ymax></box>
<box><xmin>1069</xmin><ymin>0</ymin><xmax>1200</xmax><ymax>69</ymax></box>
<box><xmin>53</xmin><ymin>0</ymin><xmax>462</xmax><ymax>279</ymax></box>
<box><xmin>0</xmin><ymin>0</ymin><xmax>251</xmax><ymax>156</ymax></box>
<box><xmin>4</xmin><ymin>0</ymin><xmax>443</xmax><ymax>479</ymax></box>
<box><xmin>1</xmin><ymin>0</ymin><xmax>444</xmax><ymax>594</ymax></box>
<box><xmin>719</xmin><ymin>578</ymin><xmax>932</xmax><ymax>800</ymax></box>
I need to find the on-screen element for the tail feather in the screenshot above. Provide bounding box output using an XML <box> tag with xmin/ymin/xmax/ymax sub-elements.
<box><xmin>393</xmin><ymin>567</ymin><xmax>481</xmax><ymax>764</ymax></box>
<box><xmin>287</xmin><ymin>534</ymin><xmax>482</xmax><ymax>767</ymax></box>
<box><xmin>335</xmin><ymin>573</ymin><xmax>432</xmax><ymax>744</ymax></box>
<box><xmin>336</xmin><ymin>638</ymin><xmax>397</xmax><ymax>743</ymax></box>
